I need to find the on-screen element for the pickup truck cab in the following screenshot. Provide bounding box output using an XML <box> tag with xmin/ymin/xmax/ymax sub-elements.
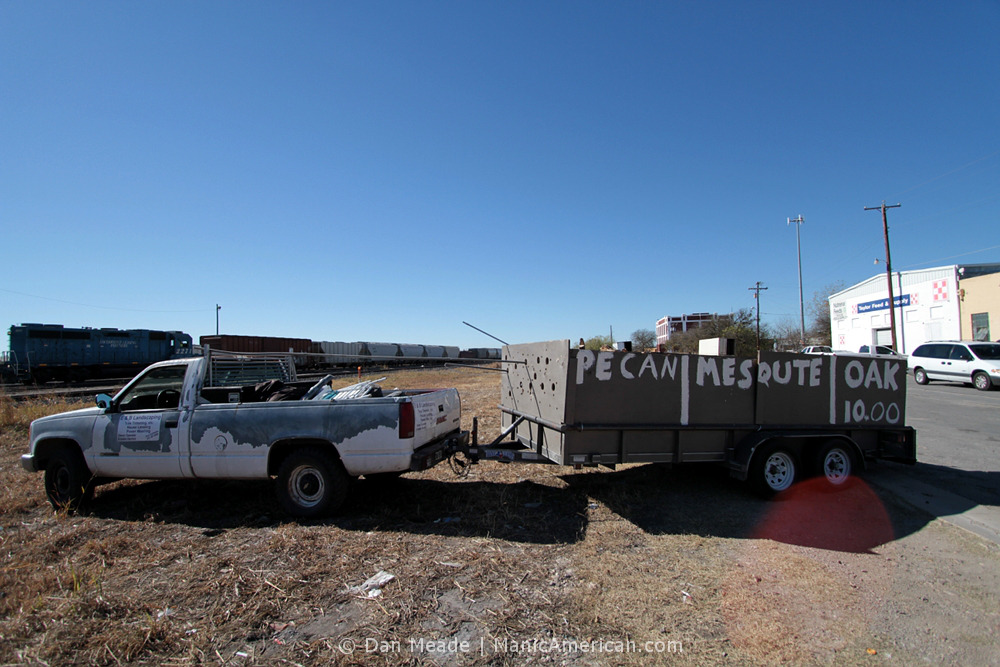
<box><xmin>22</xmin><ymin>354</ymin><xmax>467</xmax><ymax>517</ymax></box>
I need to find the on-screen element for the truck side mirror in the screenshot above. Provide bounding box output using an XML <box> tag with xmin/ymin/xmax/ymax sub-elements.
<box><xmin>96</xmin><ymin>393</ymin><xmax>113</xmax><ymax>410</ymax></box>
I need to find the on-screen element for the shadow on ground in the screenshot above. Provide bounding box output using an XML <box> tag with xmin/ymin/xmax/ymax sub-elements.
<box><xmin>82</xmin><ymin>460</ymin><xmax>985</xmax><ymax>552</ymax></box>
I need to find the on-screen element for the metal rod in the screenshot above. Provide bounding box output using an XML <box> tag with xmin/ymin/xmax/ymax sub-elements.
<box><xmin>462</xmin><ymin>321</ymin><xmax>509</xmax><ymax>346</ymax></box>
<box><xmin>443</xmin><ymin>363</ymin><xmax>510</xmax><ymax>372</ymax></box>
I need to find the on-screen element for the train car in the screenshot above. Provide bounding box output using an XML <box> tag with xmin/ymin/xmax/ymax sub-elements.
<box><xmin>361</xmin><ymin>342</ymin><xmax>402</xmax><ymax>360</ymax></box>
<box><xmin>314</xmin><ymin>341</ymin><xmax>365</xmax><ymax>366</ymax></box>
<box><xmin>199</xmin><ymin>335</ymin><xmax>314</xmax><ymax>369</ymax></box>
<box><xmin>398</xmin><ymin>344</ymin><xmax>426</xmax><ymax>359</ymax></box>
<box><xmin>4</xmin><ymin>324</ymin><xmax>193</xmax><ymax>383</ymax></box>
<box><xmin>459</xmin><ymin>347</ymin><xmax>501</xmax><ymax>360</ymax></box>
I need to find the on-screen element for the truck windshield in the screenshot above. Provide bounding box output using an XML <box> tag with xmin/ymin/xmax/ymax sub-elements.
<box><xmin>118</xmin><ymin>365</ymin><xmax>188</xmax><ymax>411</ymax></box>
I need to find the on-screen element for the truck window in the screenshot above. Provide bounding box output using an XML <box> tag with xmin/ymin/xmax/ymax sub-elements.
<box><xmin>118</xmin><ymin>365</ymin><xmax>188</xmax><ymax>412</ymax></box>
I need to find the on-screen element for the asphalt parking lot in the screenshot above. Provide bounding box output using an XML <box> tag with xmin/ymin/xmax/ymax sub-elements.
<box><xmin>866</xmin><ymin>374</ymin><xmax>1000</xmax><ymax>544</ymax></box>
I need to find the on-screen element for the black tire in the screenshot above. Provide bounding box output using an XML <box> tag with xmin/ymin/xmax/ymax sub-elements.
<box><xmin>274</xmin><ymin>448</ymin><xmax>349</xmax><ymax>518</ymax></box>
<box><xmin>913</xmin><ymin>368</ymin><xmax>929</xmax><ymax>385</ymax></box>
<box><xmin>973</xmin><ymin>372</ymin><xmax>992</xmax><ymax>392</ymax></box>
<box><xmin>43</xmin><ymin>447</ymin><xmax>94</xmax><ymax>513</ymax></box>
<box><xmin>813</xmin><ymin>441</ymin><xmax>856</xmax><ymax>490</ymax></box>
<box><xmin>749</xmin><ymin>443</ymin><xmax>798</xmax><ymax>498</ymax></box>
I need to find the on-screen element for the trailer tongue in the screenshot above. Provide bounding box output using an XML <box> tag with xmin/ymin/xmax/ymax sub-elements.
<box><xmin>455</xmin><ymin>340</ymin><xmax>915</xmax><ymax>497</ymax></box>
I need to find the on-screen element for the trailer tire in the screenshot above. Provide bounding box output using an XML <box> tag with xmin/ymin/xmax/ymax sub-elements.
<box><xmin>750</xmin><ymin>443</ymin><xmax>798</xmax><ymax>498</ymax></box>
<box><xmin>814</xmin><ymin>441</ymin><xmax>856</xmax><ymax>490</ymax></box>
<box><xmin>43</xmin><ymin>446</ymin><xmax>94</xmax><ymax>513</ymax></box>
<box><xmin>275</xmin><ymin>448</ymin><xmax>349</xmax><ymax>518</ymax></box>
<box><xmin>913</xmin><ymin>368</ymin><xmax>929</xmax><ymax>385</ymax></box>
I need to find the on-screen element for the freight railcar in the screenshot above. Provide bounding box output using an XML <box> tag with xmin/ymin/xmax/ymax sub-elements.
<box><xmin>199</xmin><ymin>335</ymin><xmax>314</xmax><ymax>369</ymax></box>
<box><xmin>3</xmin><ymin>324</ymin><xmax>193</xmax><ymax>383</ymax></box>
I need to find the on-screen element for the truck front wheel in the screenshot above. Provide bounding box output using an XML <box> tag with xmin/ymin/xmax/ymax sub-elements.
<box><xmin>44</xmin><ymin>447</ymin><xmax>93</xmax><ymax>513</ymax></box>
<box><xmin>750</xmin><ymin>444</ymin><xmax>798</xmax><ymax>498</ymax></box>
<box><xmin>275</xmin><ymin>448</ymin><xmax>349</xmax><ymax>518</ymax></box>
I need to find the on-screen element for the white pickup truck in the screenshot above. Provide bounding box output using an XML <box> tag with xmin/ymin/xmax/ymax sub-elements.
<box><xmin>21</xmin><ymin>354</ymin><xmax>467</xmax><ymax>517</ymax></box>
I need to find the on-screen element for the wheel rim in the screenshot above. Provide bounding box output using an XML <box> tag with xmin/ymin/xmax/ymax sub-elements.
<box><xmin>287</xmin><ymin>465</ymin><xmax>325</xmax><ymax>508</ymax></box>
<box><xmin>822</xmin><ymin>448</ymin><xmax>852</xmax><ymax>485</ymax></box>
<box><xmin>915</xmin><ymin>369</ymin><xmax>926</xmax><ymax>383</ymax></box>
<box><xmin>764</xmin><ymin>451</ymin><xmax>795</xmax><ymax>491</ymax></box>
<box><xmin>974</xmin><ymin>374</ymin><xmax>988</xmax><ymax>390</ymax></box>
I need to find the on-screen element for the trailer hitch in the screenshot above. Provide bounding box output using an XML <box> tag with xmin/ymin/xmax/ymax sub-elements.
<box><xmin>447</xmin><ymin>415</ymin><xmax>552</xmax><ymax>477</ymax></box>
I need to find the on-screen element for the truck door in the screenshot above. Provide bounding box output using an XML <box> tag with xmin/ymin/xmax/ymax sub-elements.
<box><xmin>91</xmin><ymin>363</ymin><xmax>190</xmax><ymax>478</ymax></box>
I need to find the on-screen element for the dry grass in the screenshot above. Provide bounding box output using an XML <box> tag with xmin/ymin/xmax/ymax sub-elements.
<box><xmin>0</xmin><ymin>367</ymin><xmax>992</xmax><ymax>665</ymax></box>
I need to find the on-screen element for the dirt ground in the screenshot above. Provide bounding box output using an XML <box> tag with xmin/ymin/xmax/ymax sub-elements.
<box><xmin>2</xmin><ymin>368</ymin><xmax>999</xmax><ymax>665</ymax></box>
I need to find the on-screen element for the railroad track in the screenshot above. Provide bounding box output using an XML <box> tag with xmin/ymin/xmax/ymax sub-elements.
<box><xmin>2</xmin><ymin>362</ymin><xmax>485</xmax><ymax>402</ymax></box>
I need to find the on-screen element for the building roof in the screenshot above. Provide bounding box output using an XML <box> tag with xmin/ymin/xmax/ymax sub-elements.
<box><xmin>830</xmin><ymin>263</ymin><xmax>1000</xmax><ymax>301</ymax></box>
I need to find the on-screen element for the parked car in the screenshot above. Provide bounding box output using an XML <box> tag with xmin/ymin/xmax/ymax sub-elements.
<box><xmin>800</xmin><ymin>345</ymin><xmax>833</xmax><ymax>354</ymax></box>
<box><xmin>859</xmin><ymin>345</ymin><xmax>902</xmax><ymax>356</ymax></box>
<box><xmin>909</xmin><ymin>341</ymin><xmax>1000</xmax><ymax>391</ymax></box>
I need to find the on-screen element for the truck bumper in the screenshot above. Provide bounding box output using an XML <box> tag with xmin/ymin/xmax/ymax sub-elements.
<box><xmin>410</xmin><ymin>430</ymin><xmax>470</xmax><ymax>472</ymax></box>
<box><xmin>21</xmin><ymin>454</ymin><xmax>39</xmax><ymax>472</ymax></box>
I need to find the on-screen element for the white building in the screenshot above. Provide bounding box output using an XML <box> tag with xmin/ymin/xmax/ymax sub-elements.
<box><xmin>828</xmin><ymin>263</ymin><xmax>1000</xmax><ymax>354</ymax></box>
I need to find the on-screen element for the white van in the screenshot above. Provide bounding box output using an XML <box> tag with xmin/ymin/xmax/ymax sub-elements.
<box><xmin>909</xmin><ymin>341</ymin><xmax>1000</xmax><ymax>391</ymax></box>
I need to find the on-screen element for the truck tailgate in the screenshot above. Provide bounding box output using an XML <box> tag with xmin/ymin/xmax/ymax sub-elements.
<box><xmin>409</xmin><ymin>389</ymin><xmax>462</xmax><ymax>447</ymax></box>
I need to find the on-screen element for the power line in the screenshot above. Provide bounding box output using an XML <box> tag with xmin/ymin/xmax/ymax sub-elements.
<box><xmin>0</xmin><ymin>287</ymin><xmax>209</xmax><ymax>314</ymax></box>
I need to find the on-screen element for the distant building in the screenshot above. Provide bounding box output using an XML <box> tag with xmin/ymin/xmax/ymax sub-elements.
<box><xmin>828</xmin><ymin>263</ymin><xmax>1000</xmax><ymax>354</ymax></box>
<box><xmin>655</xmin><ymin>312</ymin><xmax>723</xmax><ymax>347</ymax></box>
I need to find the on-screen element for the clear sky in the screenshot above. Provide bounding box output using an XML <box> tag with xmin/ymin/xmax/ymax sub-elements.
<box><xmin>2</xmin><ymin>1</ymin><xmax>998</xmax><ymax>350</ymax></box>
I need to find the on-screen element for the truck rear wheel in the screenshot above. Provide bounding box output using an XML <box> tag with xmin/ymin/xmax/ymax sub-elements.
<box><xmin>44</xmin><ymin>447</ymin><xmax>93</xmax><ymax>513</ymax></box>
<box><xmin>814</xmin><ymin>441</ymin><xmax>856</xmax><ymax>489</ymax></box>
<box><xmin>275</xmin><ymin>448</ymin><xmax>349</xmax><ymax>518</ymax></box>
<box><xmin>750</xmin><ymin>444</ymin><xmax>798</xmax><ymax>498</ymax></box>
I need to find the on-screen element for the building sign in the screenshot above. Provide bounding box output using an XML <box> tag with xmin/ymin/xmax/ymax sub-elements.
<box><xmin>832</xmin><ymin>301</ymin><xmax>847</xmax><ymax>321</ymax></box>
<box><xmin>853</xmin><ymin>294</ymin><xmax>912</xmax><ymax>315</ymax></box>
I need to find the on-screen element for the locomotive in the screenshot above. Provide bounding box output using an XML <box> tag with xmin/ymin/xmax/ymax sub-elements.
<box><xmin>2</xmin><ymin>324</ymin><xmax>194</xmax><ymax>383</ymax></box>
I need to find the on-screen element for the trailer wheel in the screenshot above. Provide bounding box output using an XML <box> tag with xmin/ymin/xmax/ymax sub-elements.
<box><xmin>913</xmin><ymin>368</ymin><xmax>929</xmax><ymax>385</ymax></box>
<box><xmin>750</xmin><ymin>444</ymin><xmax>798</xmax><ymax>498</ymax></box>
<box><xmin>814</xmin><ymin>441</ymin><xmax>856</xmax><ymax>489</ymax></box>
<box><xmin>275</xmin><ymin>448</ymin><xmax>349</xmax><ymax>518</ymax></box>
<box><xmin>43</xmin><ymin>447</ymin><xmax>94</xmax><ymax>513</ymax></box>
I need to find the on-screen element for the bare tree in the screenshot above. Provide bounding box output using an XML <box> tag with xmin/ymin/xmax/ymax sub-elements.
<box><xmin>771</xmin><ymin>317</ymin><xmax>803</xmax><ymax>351</ymax></box>
<box><xmin>808</xmin><ymin>281</ymin><xmax>846</xmax><ymax>346</ymax></box>
<box><xmin>630</xmin><ymin>328</ymin><xmax>657</xmax><ymax>351</ymax></box>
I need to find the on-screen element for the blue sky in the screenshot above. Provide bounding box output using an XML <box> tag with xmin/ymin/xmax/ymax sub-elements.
<box><xmin>2</xmin><ymin>1</ymin><xmax>998</xmax><ymax>350</ymax></box>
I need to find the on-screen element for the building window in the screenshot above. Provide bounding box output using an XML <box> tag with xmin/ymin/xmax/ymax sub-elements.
<box><xmin>972</xmin><ymin>313</ymin><xmax>990</xmax><ymax>341</ymax></box>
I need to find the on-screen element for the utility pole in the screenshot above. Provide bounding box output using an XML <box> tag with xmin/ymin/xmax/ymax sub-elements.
<box><xmin>787</xmin><ymin>215</ymin><xmax>805</xmax><ymax>347</ymax></box>
<box><xmin>748</xmin><ymin>281</ymin><xmax>768</xmax><ymax>352</ymax></box>
<box><xmin>864</xmin><ymin>201</ymin><xmax>901</xmax><ymax>352</ymax></box>
<box><xmin>216</xmin><ymin>304</ymin><xmax>221</xmax><ymax>336</ymax></box>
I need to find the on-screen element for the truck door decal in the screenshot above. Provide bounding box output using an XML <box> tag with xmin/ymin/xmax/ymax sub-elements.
<box><xmin>117</xmin><ymin>414</ymin><xmax>162</xmax><ymax>442</ymax></box>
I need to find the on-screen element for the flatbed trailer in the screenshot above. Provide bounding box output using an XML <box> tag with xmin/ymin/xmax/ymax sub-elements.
<box><xmin>456</xmin><ymin>340</ymin><xmax>916</xmax><ymax>496</ymax></box>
